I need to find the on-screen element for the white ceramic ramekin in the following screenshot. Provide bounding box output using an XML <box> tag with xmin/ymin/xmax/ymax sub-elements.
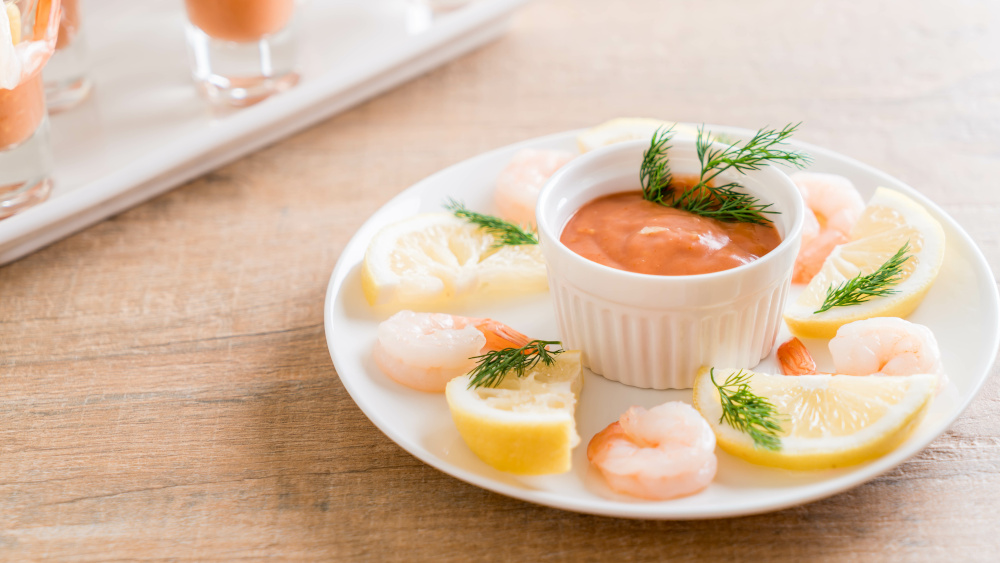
<box><xmin>536</xmin><ymin>139</ymin><xmax>804</xmax><ymax>389</ymax></box>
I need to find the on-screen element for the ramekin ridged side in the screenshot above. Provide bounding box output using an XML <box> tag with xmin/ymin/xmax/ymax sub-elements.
<box><xmin>536</xmin><ymin>138</ymin><xmax>804</xmax><ymax>390</ymax></box>
<box><xmin>548</xmin><ymin>269</ymin><xmax>791</xmax><ymax>389</ymax></box>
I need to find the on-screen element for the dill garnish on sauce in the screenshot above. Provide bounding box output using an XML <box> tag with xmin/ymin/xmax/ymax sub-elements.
<box><xmin>640</xmin><ymin>124</ymin><xmax>810</xmax><ymax>225</ymax></box>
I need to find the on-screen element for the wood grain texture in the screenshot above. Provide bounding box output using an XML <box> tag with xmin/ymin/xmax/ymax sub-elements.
<box><xmin>2</xmin><ymin>0</ymin><xmax>1000</xmax><ymax>560</ymax></box>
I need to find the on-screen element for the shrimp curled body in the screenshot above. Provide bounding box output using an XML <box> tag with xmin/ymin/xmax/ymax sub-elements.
<box><xmin>373</xmin><ymin>310</ymin><xmax>531</xmax><ymax>393</ymax></box>
<box><xmin>494</xmin><ymin>149</ymin><xmax>575</xmax><ymax>229</ymax></box>
<box><xmin>776</xmin><ymin>318</ymin><xmax>945</xmax><ymax>389</ymax></box>
<box><xmin>829</xmin><ymin>317</ymin><xmax>943</xmax><ymax>378</ymax></box>
<box><xmin>791</xmin><ymin>172</ymin><xmax>865</xmax><ymax>284</ymax></box>
<box><xmin>587</xmin><ymin>402</ymin><xmax>717</xmax><ymax>500</ymax></box>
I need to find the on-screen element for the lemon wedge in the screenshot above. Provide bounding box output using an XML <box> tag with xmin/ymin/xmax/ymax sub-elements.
<box><xmin>445</xmin><ymin>350</ymin><xmax>583</xmax><ymax>475</ymax></box>
<box><xmin>6</xmin><ymin>2</ymin><xmax>21</xmax><ymax>45</ymax></box>
<box><xmin>784</xmin><ymin>187</ymin><xmax>945</xmax><ymax>339</ymax></box>
<box><xmin>693</xmin><ymin>367</ymin><xmax>937</xmax><ymax>470</ymax></box>
<box><xmin>361</xmin><ymin>213</ymin><xmax>547</xmax><ymax>308</ymax></box>
<box><xmin>577</xmin><ymin>118</ymin><xmax>701</xmax><ymax>153</ymax></box>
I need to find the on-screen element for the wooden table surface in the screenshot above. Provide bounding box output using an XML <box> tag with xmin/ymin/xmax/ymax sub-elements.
<box><xmin>3</xmin><ymin>0</ymin><xmax>1000</xmax><ymax>560</ymax></box>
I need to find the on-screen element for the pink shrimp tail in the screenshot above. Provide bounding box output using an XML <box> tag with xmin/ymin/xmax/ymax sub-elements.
<box><xmin>777</xmin><ymin>337</ymin><xmax>818</xmax><ymax>376</ymax></box>
<box><xmin>470</xmin><ymin>318</ymin><xmax>533</xmax><ymax>351</ymax></box>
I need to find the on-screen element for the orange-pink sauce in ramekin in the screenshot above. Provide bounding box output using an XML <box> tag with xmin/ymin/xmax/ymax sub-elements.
<box><xmin>560</xmin><ymin>188</ymin><xmax>782</xmax><ymax>276</ymax></box>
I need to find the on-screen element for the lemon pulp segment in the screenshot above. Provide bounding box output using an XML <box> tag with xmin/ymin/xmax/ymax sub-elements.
<box><xmin>445</xmin><ymin>351</ymin><xmax>583</xmax><ymax>475</ymax></box>
<box><xmin>693</xmin><ymin>367</ymin><xmax>936</xmax><ymax>470</ymax></box>
<box><xmin>784</xmin><ymin>187</ymin><xmax>945</xmax><ymax>339</ymax></box>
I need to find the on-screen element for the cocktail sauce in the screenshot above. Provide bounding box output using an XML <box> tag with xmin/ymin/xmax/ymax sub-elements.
<box><xmin>560</xmin><ymin>189</ymin><xmax>781</xmax><ymax>276</ymax></box>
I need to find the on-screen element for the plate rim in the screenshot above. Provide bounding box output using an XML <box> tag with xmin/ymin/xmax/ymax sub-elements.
<box><xmin>324</xmin><ymin>125</ymin><xmax>1000</xmax><ymax>519</ymax></box>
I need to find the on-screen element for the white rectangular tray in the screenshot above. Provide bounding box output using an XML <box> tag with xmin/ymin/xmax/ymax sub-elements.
<box><xmin>0</xmin><ymin>0</ymin><xmax>530</xmax><ymax>264</ymax></box>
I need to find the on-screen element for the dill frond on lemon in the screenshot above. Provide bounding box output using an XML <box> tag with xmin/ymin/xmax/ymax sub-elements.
<box><xmin>361</xmin><ymin>213</ymin><xmax>547</xmax><ymax>308</ymax></box>
<box><xmin>445</xmin><ymin>350</ymin><xmax>583</xmax><ymax>475</ymax></box>
<box><xmin>693</xmin><ymin>367</ymin><xmax>937</xmax><ymax>470</ymax></box>
<box><xmin>784</xmin><ymin>187</ymin><xmax>945</xmax><ymax>339</ymax></box>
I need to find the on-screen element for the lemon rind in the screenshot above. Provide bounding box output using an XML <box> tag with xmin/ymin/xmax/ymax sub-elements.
<box><xmin>784</xmin><ymin>187</ymin><xmax>946</xmax><ymax>339</ymax></box>
<box><xmin>576</xmin><ymin>118</ymin><xmax>701</xmax><ymax>153</ymax></box>
<box><xmin>360</xmin><ymin>213</ymin><xmax>547</xmax><ymax>308</ymax></box>
<box><xmin>693</xmin><ymin>368</ymin><xmax>937</xmax><ymax>471</ymax></box>
<box><xmin>444</xmin><ymin>353</ymin><xmax>583</xmax><ymax>476</ymax></box>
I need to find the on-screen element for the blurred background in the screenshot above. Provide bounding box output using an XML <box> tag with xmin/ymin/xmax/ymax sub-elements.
<box><xmin>1</xmin><ymin>0</ymin><xmax>998</xmax><ymax>560</ymax></box>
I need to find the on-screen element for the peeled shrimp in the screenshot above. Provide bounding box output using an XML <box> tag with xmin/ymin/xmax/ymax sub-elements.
<box><xmin>776</xmin><ymin>318</ymin><xmax>944</xmax><ymax>383</ymax></box>
<box><xmin>829</xmin><ymin>317</ymin><xmax>943</xmax><ymax>378</ymax></box>
<box><xmin>587</xmin><ymin>402</ymin><xmax>717</xmax><ymax>500</ymax></box>
<box><xmin>495</xmin><ymin>149</ymin><xmax>575</xmax><ymax>228</ymax></box>
<box><xmin>791</xmin><ymin>172</ymin><xmax>865</xmax><ymax>284</ymax></box>
<box><xmin>373</xmin><ymin>310</ymin><xmax>531</xmax><ymax>393</ymax></box>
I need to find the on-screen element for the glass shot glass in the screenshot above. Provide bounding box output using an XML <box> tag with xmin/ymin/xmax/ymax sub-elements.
<box><xmin>183</xmin><ymin>0</ymin><xmax>299</xmax><ymax>108</ymax></box>
<box><xmin>43</xmin><ymin>0</ymin><xmax>91</xmax><ymax>113</ymax></box>
<box><xmin>1</xmin><ymin>0</ymin><xmax>60</xmax><ymax>219</ymax></box>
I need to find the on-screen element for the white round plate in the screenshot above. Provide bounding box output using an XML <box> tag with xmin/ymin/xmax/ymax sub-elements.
<box><xmin>324</xmin><ymin>126</ymin><xmax>1000</xmax><ymax>519</ymax></box>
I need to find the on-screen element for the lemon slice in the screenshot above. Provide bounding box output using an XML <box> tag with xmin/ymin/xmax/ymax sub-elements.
<box><xmin>693</xmin><ymin>367</ymin><xmax>937</xmax><ymax>470</ymax></box>
<box><xmin>784</xmin><ymin>187</ymin><xmax>945</xmax><ymax>339</ymax></box>
<box><xmin>361</xmin><ymin>213</ymin><xmax>547</xmax><ymax>308</ymax></box>
<box><xmin>6</xmin><ymin>2</ymin><xmax>21</xmax><ymax>45</ymax></box>
<box><xmin>577</xmin><ymin>118</ymin><xmax>701</xmax><ymax>153</ymax></box>
<box><xmin>445</xmin><ymin>350</ymin><xmax>583</xmax><ymax>475</ymax></box>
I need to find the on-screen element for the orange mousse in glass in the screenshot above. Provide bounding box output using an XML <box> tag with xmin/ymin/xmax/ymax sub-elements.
<box><xmin>46</xmin><ymin>0</ymin><xmax>92</xmax><ymax>112</ymax></box>
<box><xmin>0</xmin><ymin>73</ymin><xmax>45</xmax><ymax>149</ymax></box>
<box><xmin>55</xmin><ymin>0</ymin><xmax>79</xmax><ymax>49</ymax></box>
<box><xmin>184</xmin><ymin>0</ymin><xmax>295</xmax><ymax>42</ymax></box>
<box><xmin>183</xmin><ymin>0</ymin><xmax>299</xmax><ymax>106</ymax></box>
<box><xmin>2</xmin><ymin>0</ymin><xmax>60</xmax><ymax>217</ymax></box>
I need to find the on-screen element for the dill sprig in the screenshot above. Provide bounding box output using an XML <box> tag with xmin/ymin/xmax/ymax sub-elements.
<box><xmin>639</xmin><ymin>123</ymin><xmax>810</xmax><ymax>225</ymax></box>
<box><xmin>665</xmin><ymin>180</ymin><xmax>779</xmax><ymax>225</ymax></box>
<box><xmin>814</xmin><ymin>242</ymin><xmax>911</xmax><ymax>314</ymax></box>
<box><xmin>639</xmin><ymin>125</ymin><xmax>676</xmax><ymax>203</ymax></box>
<box><xmin>466</xmin><ymin>340</ymin><xmax>563</xmax><ymax>389</ymax></box>
<box><xmin>696</xmin><ymin>123</ymin><xmax>809</xmax><ymax>185</ymax></box>
<box><xmin>711</xmin><ymin>368</ymin><xmax>784</xmax><ymax>451</ymax></box>
<box><xmin>445</xmin><ymin>199</ymin><xmax>538</xmax><ymax>247</ymax></box>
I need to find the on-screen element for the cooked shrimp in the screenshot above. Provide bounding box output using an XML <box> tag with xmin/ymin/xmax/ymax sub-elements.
<box><xmin>587</xmin><ymin>402</ymin><xmax>717</xmax><ymax>500</ymax></box>
<box><xmin>777</xmin><ymin>337</ymin><xmax>818</xmax><ymax>375</ymax></box>
<box><xmin>791</xmin><ymin>172</ymin><xmax>865</xmax><ymax>284</ymax></box>
<box><xmin>829</xmin><ymin>317</ymin><xmax>943</xmax><ymax>378</ymax></box>
<box><xmin>495</xmin><ymin>149</ymin><xmax>575</xmax><ymax>228</ymax></box>
<box><xmin>776</xmin><ymin>318</ymin><xmax>944</xmax><ymax>388</ymax></box>
<box><xmin>373</xmin><ymin>310</ymin><xmax>532</xmax><ymax>393</ymax></box>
